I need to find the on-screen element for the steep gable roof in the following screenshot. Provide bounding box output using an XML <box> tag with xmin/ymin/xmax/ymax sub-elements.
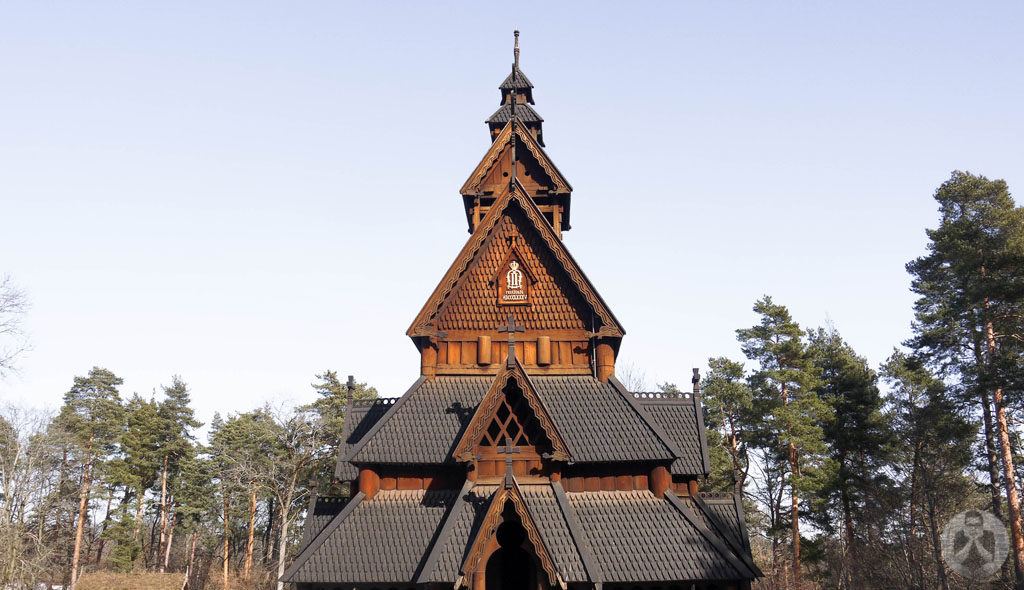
<box><xmin>462</xmin><ymin>120</ymin><xmax>570</xmax><ymax>196</ymax></box>
<box><xmin>409</xmin><ymin>181</ymin><xmax>622</xmax><ymax>339</ymax></box>
<box><xmin>345</xmin><ymin>375</ymin><xmax>675</xmax><ymax>467</ymax></box>
<box><xmin>452</xmin><ymin>355</ymin><xmax>571</xmax><ymax>462</ymax></box>
<box><xmin>459</xmin><ymin>475</ymin><xmax>563</xmax><ymax>588</ymax></box>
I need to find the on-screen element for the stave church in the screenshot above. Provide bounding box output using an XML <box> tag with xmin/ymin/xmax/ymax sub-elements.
<box><xmin>284</xmin><ymin>32</ymin><xmax>760</xmax><ymax>590</ymax></box>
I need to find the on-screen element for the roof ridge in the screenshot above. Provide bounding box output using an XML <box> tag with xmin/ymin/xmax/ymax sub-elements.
<box><xmin>607</xmin><ymin>375</ymin><xmax>685</xmax><ymax>460</ymax></box>
<box><xmin>551</xmin><ymin>481</ymin><xmax>602</xmax><ymax>584</ymax></box>
<box><xmin>345</xmin><ymin>376</ymin><xmax>427</xmax><ymax>463</ymax></box>
<box><xmin>691</xmin><ymin>493</ymin><xmax>762</xmax><ymax>577</ymax></box>
<box><xmin>414</xmin><ymin>479</ymin><xmax>475</xmax><ymax>583</ymax></box>
<box><xmin>663</xmin><ymin>491</ymin><xmax>757</xmax><ymax>580</ymax></box>
<box><xmin>280</xmin><ymin>492</ymin><xmax>366</xmax><ymax>583</ymax></box>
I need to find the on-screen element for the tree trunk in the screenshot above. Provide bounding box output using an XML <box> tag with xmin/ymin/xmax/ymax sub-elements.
<box><xmin>994</xmin><ymin>387</ymin><xmax>1024</xmax><ymax>588</ymax></box>
<box><xmin>69</xmin><ymin>443</ymin><xmax>94</xmax><ymax>590</ymax></box>
<box><xmin>95</xmin><ymin>486</ymin><xmax>114</xmax><ymax>565</ymax></box>
<box><xmin>789</xmin><ymin>441</ymin><xmax>801</xmax><ymax>590</ymax></box>
<box><xmin>223</xmin><ymin>489</ymin><xmax>230</xmax><ymax>590</ymax></box>
<box><xmin>162</xmin><ymin>511</ymin><xmax>176</xmax><ymax>572</ymax></box>
<box><xmin>909</xmin><ymin>440</ymin><xmax>925</xmax><ymax>589</ymax></box>
<box><xmin>185</xmin><ymin>530</ymin><xmax>197</xmax><ymax>590</ymax></box>
<box><xmin>244</xmin><ymin>490</ymin><xmax>256</xmax><ymax>578</ymax></box>
<box><xmin>157</xmin><ymin>454</ymin><xmax>169</xmax><ymax>564</ymax></box>
<box><xmin>926</xmin><ymin>489</ymin><xmax>949</xmax><ymax>590</ymax></box>
<box><xmin>275</xmin><ymin>471</ymin><xmax>298</xmax><ymax>590</ymax></box>
<box><xmin>132</xmin><ymin>489</ymin><xmax>146</xmax><ymax>543</ymax></box>
<box><xmin>263</xmin><ymin>496</ymin><xmax>275</xmax><ymax>564</ymax></box>
<box><xmin>981</xmin><ymin>387</ymin><xmax>1005</xmax><ymax>519</ymax></box>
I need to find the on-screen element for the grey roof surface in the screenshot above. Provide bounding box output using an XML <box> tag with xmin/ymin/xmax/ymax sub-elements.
<box><xmin>334</xmin><ymin>398</ymin><xmax>395</xmax><ymax>480</ymax></box>
<box><xmin>287</xmin><ymin>485</ymin><xmax>757</xmax><ymax>585</ymax></box>
<box><xmin>499</xmin><ymin>68</ymin><xmax>534</xmax><ymax>90</ymax></box>
<box><xmin>520</xmin><ymin>484</ymin><xmax>588</xmax><ymax>581</ymax></box>
<box><xmin>285</xmin><ymin>489</ymin><xmax>458</xmax><ymax>584</ymax></box>
<box><xmin>534</xmin><ymin>376</ymin><xmax>676</xmax><ymax>463</ymax></box>
<box><xmin>487</xmin><ymin>103</ymin><xmax>544</xmax><ymax>124</ymax></box>
<box><xmin>347</xmin><ymin>375</ymin><xmax>675</xmax><ymax>466</ymax></box>
<box><xmin>698</xmin><ymin>492</ymin><xmax>751</xmax><ymax>553</ymax></box>
<box><xmin>297</xmin><ymin>496</ymin><xmax>349</xmax><ymax>552</ymax></box>
<box><xmin>425</xmin><ymin>485</ymin><xmax>495</xmax><ymax>582</ymax></box>
<box><xmin>636</xmin><ymin>394</ymin><xmax>711</xmax><ymax>475</ymax></box>
<box><xmin>566</xmin><ymin>490</ymin><xmax>748</xmax><ymax>582</ymax></box>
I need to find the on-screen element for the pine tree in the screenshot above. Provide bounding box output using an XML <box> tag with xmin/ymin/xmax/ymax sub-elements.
<box><xmin>58</xmin><ymin>367</ymin><xmax>124</xmax><ymax>589</ymax></box>
<box><xmin>154</xmin><ymin>376</ymin><xmax>200</xmax><ymax>572</ymax></box>
<box><xmin>906</xmin><ymin>170</ymin><xmax>1024</xmax><ymax>585</ymax></box>
<box><xmin>737</xmin><ymin>296</ymin><xmax>831</xmax><ymax>590</ymax></box>
<box><xmin>806</xmin><ymin>327</ymin><xmax>892</xmax><ymax>586</ymax></box>
<box><xmin>701</xmin><ymin>357</ymin><xmax>754</xmax><ymax>492</ymax></box>
<box><xmin>881</xmin><ymin>351</ymin><xmax>976</xmax><ymax>590</ymax></box>
<box><xmin>310</xmin><ymin>371</ymin><xmax>376</xmax><ymax>489</ymax></box>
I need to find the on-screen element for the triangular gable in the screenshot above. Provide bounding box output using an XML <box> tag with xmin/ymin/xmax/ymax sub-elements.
<box><xmin>461</xmin><ymin>120</ymin><xmax>571</xmax><ymax>195</ymax></box>
<box><xmin>459</xmin><ymin>477</ymin><xmax>564</xmax><ymax>588</ymax></box>
<box><xmin>409</xmin><ymin>180</ymin><xmax>623</xmax><ymax>338</ymax></box>
<box><xmin>452</xmin><ymin>355</ymin><xmax>571</xmax><ymax>462</ymax></box>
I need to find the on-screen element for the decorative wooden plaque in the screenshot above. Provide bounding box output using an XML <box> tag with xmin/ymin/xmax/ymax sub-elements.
<box><xmin>496</xmin><ymin>251</ymin><xmax>533</xmax><ymax>306</ymax></box>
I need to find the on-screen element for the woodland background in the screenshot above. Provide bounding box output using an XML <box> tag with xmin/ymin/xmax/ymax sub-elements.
<box><xmin>1</xmin><ymin>170</ymin><xmax>1023</xmax><ymax>589</ymax></box>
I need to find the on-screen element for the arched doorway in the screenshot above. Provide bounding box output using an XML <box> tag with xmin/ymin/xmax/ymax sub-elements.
<box><xmin>484</xmin><ymin>516</ymin><xmax>540</xmax><ymax>590</ymax></box>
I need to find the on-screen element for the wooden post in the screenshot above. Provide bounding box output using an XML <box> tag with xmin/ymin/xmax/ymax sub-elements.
<box><xmin>421</xmin><ymin>341</ymin><xmax>437</xmax><ymax>377</ymax></box>
<box><xmin>596</xmin><ymin>340</ymin><xmax>615</xmax><ymax>382</ymax></box>
<box><xmin>688</xmin><ymin>479</ymin><xmax>699</xmax><ymax>497</ymax></box>
<box><xmin>649</xmin><ymin>465</ymin><xmax>670</xmax><ymax>499</ymax></box>
<box><xmin>537</xmin><ymin>336</ymin><xmax>551</xmax><ymax>366</ymax></box>
<box><xmin>358</xmin><ymin>467</ymin><xmax>380</xmax><ymax>499</ymax></box>
<box><xmin>477</xmin><ymin>335</ymin><xmax>491</xmax><ymax>365</ymax></box>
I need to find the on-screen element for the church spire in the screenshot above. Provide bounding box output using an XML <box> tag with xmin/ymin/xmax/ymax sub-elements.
<box><xmin>487</xmin><ymin>30</ymin><xmax>544</xmax><ymax>146</ymax></box>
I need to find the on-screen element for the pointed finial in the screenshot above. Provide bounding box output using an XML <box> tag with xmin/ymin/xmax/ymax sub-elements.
<box><xmin>513</xmin><ymin>30</ymin><xmax>520</xmax><ymax>69</ymax></box>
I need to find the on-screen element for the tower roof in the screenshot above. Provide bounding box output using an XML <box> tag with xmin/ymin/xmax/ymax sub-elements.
<box><xmin>489</xmin><ymin>30</ymin><xmax>543</xmax><ymax>146</ymax></box>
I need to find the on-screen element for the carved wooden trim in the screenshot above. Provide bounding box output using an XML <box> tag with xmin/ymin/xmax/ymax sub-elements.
<box><xmin>460</xmin><ymin>120</ymin><xmax>571</xmax><ymax>196</ymax></box>
<box><xmin>460</xmin><ymin>482</ymin><xmax>561</xmax><ymax>588</ymax></box>
<box><xmin>408</xmin><ymin>181</ymin><xmax>623</xmax><ymax>339</ymax></box>
<box><xmin>452</xmin><ymin>357</ymin><xmax>571</xmax><ymax>463</ymax></box>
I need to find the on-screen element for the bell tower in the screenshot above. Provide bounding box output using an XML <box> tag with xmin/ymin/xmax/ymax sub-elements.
<box><xmin>462</xmin><ymin>31</ymin><xmax>573</xmax><ymax>237</ymax></box>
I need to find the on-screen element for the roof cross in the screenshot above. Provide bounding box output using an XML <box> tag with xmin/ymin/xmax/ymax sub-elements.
<box><xmin>497</xmin><ymin>436</ymin><xmax>521</xmax><ymax>488</ymax></box>
<box><xmin>497</xmin><ymin>313</ymin><xmax>525</xmax><ymax>368</ymax></box>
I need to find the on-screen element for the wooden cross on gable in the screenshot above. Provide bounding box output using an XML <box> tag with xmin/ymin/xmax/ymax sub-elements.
<box><xmin>497</xmin><ymin>313</ymin><xmax>525</xmax><ymax>368</ymax></box>
<box><xmin>497</xmin><ymin>436</ymin><xmax>520</xmax><ymax>488</ymax></box>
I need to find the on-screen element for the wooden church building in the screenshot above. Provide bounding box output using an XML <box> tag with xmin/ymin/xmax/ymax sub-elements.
<box><xmin>284</xmin><ymin>32</ymin><xmax>760</xmax><ymax>590</ymax></box>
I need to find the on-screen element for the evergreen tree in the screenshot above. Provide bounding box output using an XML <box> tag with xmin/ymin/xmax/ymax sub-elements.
<box><xmin>906</xmin><ymin>170</ymin><xmax>1024</xmax><ymax>584</ymax></box>
<box><xmin>58</xmin><ymin>367</ymin><xmax>124</xmax><ymax>589</ymax></box>
<box><xmin>806</xmin><ymin>327</ymin><xmax>892</xmax><ymax>587</ymax></box>
<box><xmin>881</xmin><ymin>351</ymin><xmax>977</xmax><ymax>590</ymax></box>
<box><xmin>737</xmin><ymin>296</ymin><xmax>831</xmax><ymax>590</ymax></box>
<box><xmin>701</xmin><ymin>357</ymin><xmax>754</xmax><ymax>492</ymax></box>
<box><xmin>154</xmin><ymin>376</ymin><xmax>200</xmax><ymax>572</ymax></box>
<box><xmin>310</xmin><ymin>371</ymin><xmax>376</xmax><ymax>488</ymax></box>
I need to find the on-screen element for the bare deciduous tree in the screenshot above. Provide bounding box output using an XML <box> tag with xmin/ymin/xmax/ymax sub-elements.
<box><xmin>0</xmin><ymin>274</ymin><xmax>29</xmax><ymax>377</ymax></box>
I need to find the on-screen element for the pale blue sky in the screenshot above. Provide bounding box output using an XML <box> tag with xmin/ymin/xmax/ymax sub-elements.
<box><xmin>2</xmin><ymin>1</ymin><xmax>1022</xmax><ymax>422</ymax></box>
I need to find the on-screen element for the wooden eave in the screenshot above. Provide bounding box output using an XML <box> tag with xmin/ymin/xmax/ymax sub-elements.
<box><xmin>459</xmin><ymin>477</ymin><xmax>565</xmax><ymax>588</ymax></box>
<box><xmin>408</xmin><ymin>180</ymin><xmax>624</xmax><ymax>339</ymax></box>
<box><xmin>452</xmin><ymin>354</ymin><xmax>571</xmax><ymax>462</ymax></box>
<box><xmin>460</xmin><ymin>119</ymin><xmax>572</xmax><ymax>196</ymax></box>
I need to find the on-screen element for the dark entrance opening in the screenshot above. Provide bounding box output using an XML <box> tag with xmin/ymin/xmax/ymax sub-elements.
<box><xmin>485</xmin><ymin>517</ymin><xmax>538</xmax><ymax>590</ymax></box>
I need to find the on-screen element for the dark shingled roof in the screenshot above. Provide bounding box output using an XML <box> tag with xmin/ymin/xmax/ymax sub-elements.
<box><xmin>635</xmin><ymin>393</ymin><xmax>712</xmax><ymax>476</ymax></box>
<box><xmin>284</xmin><ymin>489</ymin><xmax>458</xmax><ymax>584</ymax></box>
<box><xmin>500</xmin><ymin>68</ymin><xmax>534</xmax><ymax>90</ymax></box>
<box><xmin>487</xmin><ymin>102</ymin><xmax>544</xmax><ymax>124</ymax></box>
<box><xmin>286</xmin><ymin>485</ymin><xmax>757</xmax><ymax>585</ymax></box>
<box><xmin>521</xmin><ymin>484</ymin><xmax>588</xmax><ymax>581</ymax></box>
<box><xmin>346</xmin><ymin>376</ymin><xmax>675</xmax><ymax>467</ymax></box>
<box><xmin>567</xmin><ymin>490</ymin><xmax>750</xmax><ymax>583</ymax></box>
<box><xmin>697</xmin><ymin>491</ymin><xmax>753</xmax><ymax>556</ymax></box>
<box><xmin>297</xmin><ymin>496</ymin><xmax>349</xmax><ymax>552</ymax></box>
<box><xmin>334</xmin><ymin>397</ymin><xmax>395</xmax><ymax>480</ymax></box>
<box><xmin>422</xmin><ymin>485</ymin><xmax>495</xmax><ymax>583</ymax></box>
